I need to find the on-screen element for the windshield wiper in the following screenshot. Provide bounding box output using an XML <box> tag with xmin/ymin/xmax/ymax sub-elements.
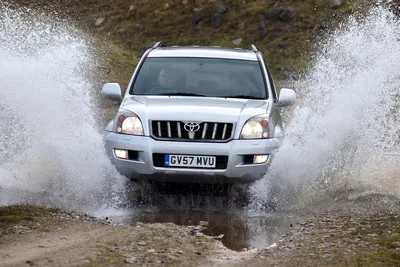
<box><xmin>157</xmin><ymin>92</ymin><xmax>206</xmax><ymax>97</ymax></box>
<box><xmin>222</xmin><ymin>95</ymin><xmax>265</xmax><ymax>100</ymax></box>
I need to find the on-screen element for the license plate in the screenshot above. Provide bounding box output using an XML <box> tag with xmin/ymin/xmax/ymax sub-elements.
<box><xmin>164</xmin><ymin>154</ymin><xmax>216</xmax><ymax>168</ymax></box>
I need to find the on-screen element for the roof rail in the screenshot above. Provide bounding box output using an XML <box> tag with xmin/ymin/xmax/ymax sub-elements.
<box><xmin>152</xmin><ymin>41</ymin><xmax>167</xmax><ymax>48</ymax></box>
<box><xmin>251</xmin><ymin>44</ymin><xmax>259</xmax><ymax>52</ymax></box>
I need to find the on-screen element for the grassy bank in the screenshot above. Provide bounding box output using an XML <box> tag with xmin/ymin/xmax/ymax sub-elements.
<box><xmin>5</xmin><ymin>0</ymin><xmax>374</xmax><ymax>88</ymax></box>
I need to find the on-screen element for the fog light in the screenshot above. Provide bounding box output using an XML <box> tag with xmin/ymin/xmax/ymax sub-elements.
<box><xmin>114</xmin><ymin>149</ymin><xmax>128</xmax><ymax>159</ymax></box>
<box><xmin>254</xmin><ymin>155</ymin><xmax>269</xmax><ymax>164</ymax></box>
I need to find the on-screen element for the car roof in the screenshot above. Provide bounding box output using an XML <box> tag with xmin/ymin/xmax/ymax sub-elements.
<box><xmin>147</xmin><ymin>46</ymin><xmax>259</xmax><ymax>61</ymax></box>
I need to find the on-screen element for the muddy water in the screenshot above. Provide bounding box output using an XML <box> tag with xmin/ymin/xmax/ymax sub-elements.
<box><xmin>106</xmin><ymin>207</ymin><xmax>295</xmax><ymax>252</ymax></box>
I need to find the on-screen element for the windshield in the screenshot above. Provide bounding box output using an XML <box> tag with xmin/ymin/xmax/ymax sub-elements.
<box><xmin>129</xmin><ymin>57</ymin><xmax>268</xmax><ymax>99</ymax></box>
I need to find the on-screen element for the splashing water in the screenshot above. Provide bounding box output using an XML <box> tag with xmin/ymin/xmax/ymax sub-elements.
<box><xmin>250</xmin><ymin>6</ymin><xmax>400</xmax><ymax>211</ymax></box>
<box><xmin>0</xmin><ymin>4</ymin><xmax>125</xmax><ymax>212</ymax></box>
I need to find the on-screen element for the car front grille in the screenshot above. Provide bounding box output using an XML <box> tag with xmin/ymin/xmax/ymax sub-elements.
<box><xmin>152</xmin><ymin>153</ymin><xmax>228</xmax><ymax>169</ymax></box>
<box><xmin>150</xmin><ymin>120</ymin><xmax>234</xmax><ymax>142</ymax></box>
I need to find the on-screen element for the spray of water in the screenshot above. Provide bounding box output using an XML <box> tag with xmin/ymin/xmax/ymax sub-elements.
<box><xmin>0</xmin><ymin>4</ymin><xmax>126</xmax><ymax>213</ymax></box>
<box><xmin>250</xmin><ymin>6</ymin><xmax>400</xmax><ymax>211</ymax></box>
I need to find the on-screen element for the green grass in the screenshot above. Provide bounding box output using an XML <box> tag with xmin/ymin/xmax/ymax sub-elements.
<box><xmin>0</xmin><ymin>205</ymin><xmax>64</xmax><ymax>241</ymax></box>
<box><xmin>0</xmin><ymin>205</ymin><xmax>56</xmax><ymax>227</ymax></box>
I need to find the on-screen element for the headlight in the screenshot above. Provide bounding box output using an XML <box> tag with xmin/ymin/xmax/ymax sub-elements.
<box><xmin>115</xmin><ymin>110</ymin><xmax>144</xmax><ymax>136</ymax></box>
<box><xmin>240</xmin><ymin>115</ymin><xmax>270</xmax><ymax>139</ymax></box>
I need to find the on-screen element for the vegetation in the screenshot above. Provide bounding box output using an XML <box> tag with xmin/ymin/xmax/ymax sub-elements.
<box><xmin>6</xmin><ymin>0</ymin><xmax>375</xmax><ymax>88</ymax></box>
<box><xmin>0</xmin><ymin>205</ymin><xmax>61</xmax><ymax>241</ymax></box>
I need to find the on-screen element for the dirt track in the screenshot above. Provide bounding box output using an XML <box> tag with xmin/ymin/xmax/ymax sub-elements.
<box><xmin>1</xmin><ymin>195</ymin><xmax>400</xmax><ymax>267</ymax></box>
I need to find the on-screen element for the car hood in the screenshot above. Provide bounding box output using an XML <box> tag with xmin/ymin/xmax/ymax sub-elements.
<box><xmin>121</xmin><ymin>95</ymin><xmax>269</xmax><ymax>123</ymax></box>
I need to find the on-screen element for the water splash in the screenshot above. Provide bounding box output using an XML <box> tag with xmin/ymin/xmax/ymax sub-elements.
<box><xmin>0</xmin><ymin>4</ymin><xmax>125</xmax><ymax>213</ymax></box>
<box><xmin>250</xmin><ymin>6</ymin><xmax>400</xmax><ymax>211</ymax></box>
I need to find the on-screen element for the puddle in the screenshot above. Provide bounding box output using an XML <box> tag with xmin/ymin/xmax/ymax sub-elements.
<box><xmin>104</xmin><ymin>208</ymin><xmax>295</xmax><ymax>252</ymax></box>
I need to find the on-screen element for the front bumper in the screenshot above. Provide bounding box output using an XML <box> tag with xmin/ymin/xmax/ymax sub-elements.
<box><xmin>103</xmin><ymin>131</ymin><xmax>281</xmax><ymax>184</ymax></box>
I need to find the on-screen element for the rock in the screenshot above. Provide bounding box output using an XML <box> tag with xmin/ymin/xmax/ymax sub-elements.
<box><xmin>199</xmin><ymin>221</ymin><xmax>209</xmax><ymax>226</ymax></box>
<box><xmin>129</xmin><ymin>5</ymin><xmax>135</xmax><ymax>13</ymax></box>
<box><xmin>264</xmin><ymin>7</ymin><xmax>296</xmax><ymax>22</ymax></box>
<box><xmin>216</xmin><ymin>5</ymin><xmax>228</xmax><ymax>14</ymax></box>
<box><xmin>182</xmin><ymin>0</ymin><xmax>188</xmax><ymax>5</ymax></box>
<box><xmin>259</xmin><ymin>20</ymin><xmax>267</xmax><ymax>38</ymax></box>
<box><xmin>211</xmin><ymin>13</ymin><xmax>224</xmax><ymax>28</ymax></box>
<box><xmin>147</xmin><ymin>249</ymin><xmax>156</xmax><ymax>253</ymax></box>
<box><xmin>280</xmin><ymin>7</ymin><xmax>296</xmax><ymax>22</ymax></box>
<box><xmin>329</xmin><ymin>0</ymin><xmax>342</xmax><ymax>9</ymax></box>
<box><xmin>192</xmin><ymin>7</ymin><xmax>214</xmax><ymax>24</ymax></box>
<box><xmin>232</xmin><ymin>38</ymin><xmax>243</xmax><ymax>45</ymax></box>
<box><xmin>264</xmin><ymin>7</ymin><xmax>285</xmax><ymax>22</ymax></box>
<box><xmin>13</xmin><ymin>225</ymin><xmax>22</xmax><ymax>234</ymax></box>
<box><xmin>196</xmin><ymin>232</ymin><xmax>204</xmax><ymax>237</ymax></box>
<box><xmin>239</xmin><ymin>21</ymin><xmax>245</xmax><ymax>31</ymax></box>
<box><xmin>164</xmin><ymin>3</ymin><xmax>170</xmax><ymax>10</ymax></box>
<box><xmin>214</xmin><ymin>234</ymin><xmax>224</xmax><ymax>239</ymax></box>
<box><xmin>95</xmin><ymin>17</ymin><xmax>105</xmax><ymax>26</ymax></box>
<box><xmin>196</xmin><ymin>20</ymin><xmax>206</xmax><ymax>31</ymax></box>
<box><xmin>278</xmin><ymin>42</ymin><xmax>289</xmax><ymax>49</ymax></box>
<box><xmin>125</xmin><ymin>257</ymin><xmax>137</xmax><ymax>264</ymax></box>
<box><xmin>26</xmin><ymin>260</ymin><xmax>36</xmax><ymax>266</ymax></box>
<box><xmin>194</xmin><ymin>225</ymin><xmax>203</xmax><ymax>231</ymax></box>
<box><xmin>138</xmin><ymin>241</ymin><xmax>147</xmax><ymax>246</ymax></box>
<box><xmin>167</xmin><ymin>254</ymin><xmax>178</xmax><ymax>260</ymax></box>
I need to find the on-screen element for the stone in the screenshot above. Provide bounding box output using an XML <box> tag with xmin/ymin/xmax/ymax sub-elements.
<box><xmin>125</xmin><ymin>257</ymin><xmax>137</xmax><ymax>263</ymax></box>
<box><xmin>129</xmin><ymin>5</ymin><xmax>135</xmax><ymax>13</ymax></box>
<box><xmin>95</xmin><ymin>17</ymin><xmax>105</xmax><ymax>26</ymax></box>
<box><xmin>259</xmin><ymin>20</ymin><xmax>267</xmax><ymax>38</ymax></box>
<box><xmin>265</xmin><ymin>7</ymin><xmax>296</xmax><ymax>22</ymax></box>
<box><xmin>199</xmin><ymin>221</ymin><xmax>209</xmax><ymax>226</ymax></box>
<box><xmin>26</xmin><ymin>261</ymin><xmax>36</xmax><ymax>266</ymax></box>
<box><xmin>167</xmin><ymin>254</ymin><xmax>178</xmax><ymax>260</ymax></box>
<box><xmin>280</xmin><ymin>7</ymin><xmax>296</xmax><ymax>22</ymax></box>
<box><xmin>147</xmin><ymin>249</ymin><xmax>156</xmax><ymax>253</ymax></box>
<box><xmin>239</xmin><ymin>21</ymin><xmax>245</xmax><ymax>31</ymax></box>
<box><xmin>196</xmin><ymin>20</ymin><xmax>206</xmax><ymax>31</ymax></box>
<box><xmin>164</xmin><ymin>3</ymin><xmax>170</xmax><ymax>10</ymax></box>
<box><xmin>216</xmin><ymin>5</ymin><xmax>228</xmax><ymax>14</ymax></box>
<box><xmin>192</xmin><ymin>7</ymin><xmax>214</xmax><ymax>24</ymax></box>
<box><xmin>211</xmin><ymin>13</ymin><xmax>224</xmax><ymax>28</ymax></box>
<box><xmin>232</xmin><ymin>38</ymin><xmax>243</xmax><ymax>45</ymax></box>
<box><xmin>329</xmin><ymin>0</ymin><xmax>342</xmax><ymax>9</ymax></box>
<box><xmin>117</xmin><ymin>27</ymin><xmax>126</xmax><ymax>33</ymax></box>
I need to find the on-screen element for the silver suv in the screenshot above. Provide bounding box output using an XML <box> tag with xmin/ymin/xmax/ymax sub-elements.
<box><xmin>102</xmin><ymin>42</ymin><xmax>296</xmax><ymax>185</ymax></box>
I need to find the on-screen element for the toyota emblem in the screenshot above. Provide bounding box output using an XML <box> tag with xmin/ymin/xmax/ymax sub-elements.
<box><xmin>184</xmin><ymin>122</ymin><xmax>200</xmax><ymax>132</ymax></box>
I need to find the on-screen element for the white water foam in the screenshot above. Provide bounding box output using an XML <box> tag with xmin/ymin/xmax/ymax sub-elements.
<box><xmin>250</xmin><ymin>6</ymin><xmax>400</xmax><ymax>210</ymax></box>
<box><xmin>0</xmin><ymin>4</ymin><xmax>126</xmax><ymax>213</ymax></box>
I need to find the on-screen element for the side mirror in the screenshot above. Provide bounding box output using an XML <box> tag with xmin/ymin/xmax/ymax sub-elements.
<box><xmin>101</xmin><ymin>83</ymin><xmax>123</xmax><ymax>102</ymax></box>
<box><xmin>276</xmin><ymin>88</ymin><xmax>296</xmax><ymax>107</ymax></box>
